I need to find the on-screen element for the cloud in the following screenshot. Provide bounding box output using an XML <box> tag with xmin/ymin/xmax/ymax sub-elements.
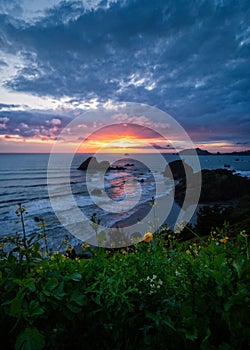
<box><xmin>0</xmin><ymin>0</ymin><xmax>249</xmax><ymax>151</ymax></box>
<box><xmin>46</xmin><ymin>118</ymin><xmax>61</xmax><ymax>126</ymax></box>
<box><xmin>111</xmin><ymin>114</ymin><xmax>170</xmax><ymax>130</ymax></box>
<box><xmin>0</xmin><ymin>116</ymin><xmax>9</xmax><ymax>129</ymax></box>
<box><xmin>0</xmin><ymin>110</ymin><xmax>68</xmax><ymax>140</ymax></box>
<box><xmin>151</xmin><ymin>143</ymin><xmax>175</xmax><ymax>150</ymax></box>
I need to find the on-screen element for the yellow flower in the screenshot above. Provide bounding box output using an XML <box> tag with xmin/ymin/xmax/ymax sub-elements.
<box><xmin>220</xmin><ymin>237</ymin><xmax>229</xmax><ymax>244</ymax></box>
<box><xmin>38</xmin><ymin>221</ymin><xmax>46</xmax><ymax>228</ymax></box>
<box><xmin>143</xmin><ymin>232</ymin><xmax>153</xmax><ymax>243</ymax></box>
<box><xmin>66</xmin><ymin>246</ymin><xmax>74</xmax><ymax>253</ymax></box>
<box><xmin>82</xmin><ymin>242</ymin><xmax>90</xmax><ymax>249</ymax></box>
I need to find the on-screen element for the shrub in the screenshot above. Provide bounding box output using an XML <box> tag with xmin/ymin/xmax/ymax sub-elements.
<box><xmin>0</xmin><ymin>206</ymin><xmax>250</xmax><ymax>349</ymax></box>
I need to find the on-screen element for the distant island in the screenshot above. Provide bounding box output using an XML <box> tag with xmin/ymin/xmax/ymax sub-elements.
<box><xmin>179</xmin><ymin>147</ymin><xmax>250</xmax><ymax>156</ymax></box>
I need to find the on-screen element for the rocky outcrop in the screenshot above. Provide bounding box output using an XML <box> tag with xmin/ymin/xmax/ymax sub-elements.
<box><xmin>164</xmin><ymin>160</ymin><xmax>250</xmax><ymax>205</ymax></box>
<box><xmin>78</xmin><ymin>157</ymin><xmax>125</xmax><ymax>171</ymax></box>
<box><xmin>109</xmin><ymin>165</ymin><xmax>126</xmax><ymax>170</ymax></box>
<box><xmin>198</xmin><ymin>168</ymin><xmax>250</xmax><ymax>202</ymax></box>
<box><xmin>179</xmin><ymin>148</ymin><xmax>212</xmax><ymax>156</ymax></box>
<box><xmin>173</xmin><ymin>166</ymin><xmax>250</xmax><ymax>204</ymax></box>
<box><xmin>178</xmin><ymin>148</ymin><xmax>250</xmax><ymax>156</ymax></box>
<box><xmin>78</xmin><ymin>156</ymin><xmax>101</xmax><ymax>170</ymax></box>
<box><xmin>163</xmin><ymin>160</ymin><xmax>194</xmax><ymax>181</ymax></box>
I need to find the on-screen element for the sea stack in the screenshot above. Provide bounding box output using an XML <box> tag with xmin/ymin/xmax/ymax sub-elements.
<box><xmin>78</xmin><ymin>157</ymin><xmax>110</xmax><ymax>171</ymax></box>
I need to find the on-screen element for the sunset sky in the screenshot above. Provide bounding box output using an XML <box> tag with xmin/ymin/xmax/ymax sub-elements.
<box><xmin>0</xmin><ymin>0</ymin><xmax>249</xmax><ymax>153</ymax></box>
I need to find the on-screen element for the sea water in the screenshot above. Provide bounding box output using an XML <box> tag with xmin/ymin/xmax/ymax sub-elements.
<box><xmin>0</xmin><ymin>153</ymin><xmax>249</xmax><ymax>249</ymax></box>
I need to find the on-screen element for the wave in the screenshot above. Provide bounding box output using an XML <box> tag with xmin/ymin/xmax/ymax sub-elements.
<box><xmin>236</xmin><ymin>170</ymin><xmax>250</xmax><ymax>178</ymax></box>
<box><xmin>0</xmin><ymin>174</ymin><xmax>81</xmax><ymax>182</ymax></box>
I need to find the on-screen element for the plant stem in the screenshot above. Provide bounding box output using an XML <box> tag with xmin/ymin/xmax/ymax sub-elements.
<box><xmin>19</xmin><ymin>203</ymin><xmax>27</xmax><ymax>249</ymax></box>
<box><xmin>185</xmin><ymin>225</ymin><xmax>207</xmax><ymax>245</ymax></box>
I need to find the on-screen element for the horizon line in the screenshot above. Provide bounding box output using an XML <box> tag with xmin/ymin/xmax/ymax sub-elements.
<box><xmin>0</xmin><ymin>148</ymin><xmax>249</xmax><ymax>155</ymax></box>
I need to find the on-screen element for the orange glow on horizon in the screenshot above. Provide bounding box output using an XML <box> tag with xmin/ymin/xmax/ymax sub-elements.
<box><xmin>1</xmin><ymin>130</ymin><xmax>248</xmax><ymax>154</ymax></box>
<box><xmin>76</xmin><ymin>134</ymin><xmax>174</xmax><ymax>153</ymax></box>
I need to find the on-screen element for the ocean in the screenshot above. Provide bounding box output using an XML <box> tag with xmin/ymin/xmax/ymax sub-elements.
<box><xmin>0</xmin><ymin>153</ymin><xmax>250</xmax><ymax>249</ymax></box>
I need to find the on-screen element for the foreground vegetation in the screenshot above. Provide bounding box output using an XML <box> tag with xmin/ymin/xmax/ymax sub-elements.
<box><xmin>0</xmin><ymin>206</ymin><xmax>250</xmax><ymax>349</ymax></box>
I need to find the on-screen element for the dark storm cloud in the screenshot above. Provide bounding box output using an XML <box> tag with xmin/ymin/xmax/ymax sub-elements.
<box><xmin>0</xmin><ymin>0</ymin><xmax>249</xmax><ymax>145</ymax></box>
<box><xmin>0</xmin><ymin>110</ymin><xmax>70</xmax><ymax>139</ymax></box>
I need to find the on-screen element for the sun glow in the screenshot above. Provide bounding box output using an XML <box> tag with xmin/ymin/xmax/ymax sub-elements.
<box><xmin>77</xmin><ymin>136</ymin><xmax>146</xmax><ymax>153</ymax></box>
<box><xmin>108</xmin><ymin>137</ymin><xmax>142</xmax><ymax>149</ymax></box>
<box><xmin>76</xmin><ymin>132</ymin><xmax>174</xmax><ymax>153</ymax></box>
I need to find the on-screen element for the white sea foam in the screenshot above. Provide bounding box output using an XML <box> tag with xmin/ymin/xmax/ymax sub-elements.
<box><xmin>236</xmin><ymin>170</ymin><xmax>250</xmax><ymax>178</ymax></box>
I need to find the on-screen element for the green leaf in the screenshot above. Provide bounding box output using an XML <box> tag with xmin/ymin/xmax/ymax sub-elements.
<box><xmin>70</xmin><ymin>292</ymin><xmax>86</xmax><ymax>306</ymax></box>
<box><xmin>214</xmin><ymin>253</ymin><xmax>226</xmax><ymax>266</ymax></box>
<box><xmin>64</xmin><ymin>272</ymin><xmax>82</xmax><ymax>282</ymax></box>
<box><xmin>67</xmin><ymin>303</ymin><xmax>81</xmax><ymax>313</ymax></box>
<box><xmin>233</xmin><ymin>260</ymin><xmax>243</xmax><ymax>279</ymax></box>
<box><xmin>42</xmin><ymin>277</ymin><xmax>58</xmax><ymax>296</ymax></box>
<box><xmin>10</xmin><ymin>290</ymin><xmax>25</xmax><ymax>317</ymax></box>
<box><xmin>201</xmin><ymin>327</ymin><xmax>211</xmax><ymax>348</ymax></box>
<box><xmin>24</xmin><ymin>279</ymin><xmax>36</xmax><ymax>292</ymax></box>
<box><xmin>53</xmin><ymin>281</ymin><xmax>65</xmax><ymax>300</ymax></box>
<box><xmin>162</xmin><ymin>316</ymin><xmax>176</xmax><ymax>331</ymax></box>
<box><xmin>15</xmin><ymin>327</ymin><xmax>45</xmax><ymax>350</ymax></box>
<box><xmin>185</xmin><ymin>327</ymin><xmax>198</xmax><ymax>341</ymax></box>
<box><xmin>38</xmin><ymin>292</ymin><xmax>46</xmax><ymax>303</ymax></box>
<box><xmin>25</xmin><ymin>300</ymin><xmax>44</xmax><ymax>319</ymax></box>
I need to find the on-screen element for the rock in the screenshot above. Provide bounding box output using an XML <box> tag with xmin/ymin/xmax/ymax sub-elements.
<box><xmin>78</xmin><ymin>157</ymin><xmax>128</xmax><ymax>171</ymax></box>
<box><xmin>78</xmin><ymin>156</ymin><xmax>100</xmax><ymax>170</ymax></box>
<box><xmin>175</xmin><ymin>168</ymin><xmax>250</xmax><ymax>204</ymax></box>
<box><xmin>224</xmin><ymin>164</ymin><xmax>231</xmax><ymax>168</ymax></box>
<box><xmin>179</xmin><ymin>148</ymin><xmax>212</xmax><ymax>156</ymax></box>
<box><xmin>199</xmin><ymin>168</ymin><xmax>250</xmax><ymax>202</ymax></box>
<box><xmin>124</xmin><ymin>163</ymin><xmax>134</xmax><ymax>167</ymax></box>
<box><xmin>99</xmin><ymin>160</ymin><xmax>110</xmax><ymax>169</ymax></box>
<box><xmin>91</xmin><ymin>189</ymin><xmax>102</xmax><ymax>196</ymax></box>
<box><xmin>163</xmin><ymin>160</ymin><xmax>194</xmax><ymax>181</ymax></box>
<box><xmin>108</xmin><ymin>166</ymin><xmax>126</xmax><ymax>171</ymax></box>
